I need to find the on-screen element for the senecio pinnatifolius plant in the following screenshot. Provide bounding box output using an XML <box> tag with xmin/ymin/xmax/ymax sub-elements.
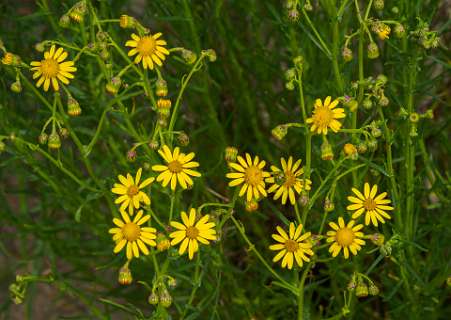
<box><xmin>0</xmin><ymin>0</ymin><xmax>449</xmax><ymax>319</ymax></box>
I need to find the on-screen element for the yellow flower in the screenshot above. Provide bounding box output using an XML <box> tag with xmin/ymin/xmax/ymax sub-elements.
<box><xmin>125</xmin><ymin>33</ymin><xmax>170</xmax><ymax>69</ymax></box>
<box><xmin>346</xmin><ymin>182</ymin><xmax>394</xmax><ymax>226</ymax></box>
<box><xmin>266</xmin><ymin>156</ymin><xmax>312</xmax><ymax>205</ymax></box>
<box><xmin>377</xmin><ymin>26</ymin><xmax>391</xmax><ymax>40</ymax></box>
<box><xmin>111</xmin><ymin>168</ymin><xmax>154</xmax><ymax>215</ymax></box>
<box><xmin>152</xmin><ymin>145</ymin><xmax>201</xmax><ymax>191</ymax></box>
<box><xmin>306</xmin><ymin>96</ymin><xmax>346</xmax><ymax>135</ymax></box>
<box><xmin>269</xmin><ymin>222</ymin><xmax>314</xmax><ymax>269</ymax></box>
<box><xmin>109</xmin><ymin>210</ymin><xmax>157</xmax><ymax>260</ymax></box>
<box><xmin>30</xmin><ymin>45</ymin><xmax>76</xmax><ymax>92</ymax></box>
<box><xmin>169</xmin><ymin>208</ymin><xmax>217</xmax><ymax>260</ymax></box>
<box><xmin>226</xmin><ymin>153</ymin><xmax>270</xmax><ymax>202</ymax></box>
<box><xmin>327</xmin><ymin>217</ymin><xmax>365</xmax><ymax>259</ymax></box>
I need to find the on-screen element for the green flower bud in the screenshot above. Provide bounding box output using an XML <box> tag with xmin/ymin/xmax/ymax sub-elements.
<box><xmin>48</xmin><ymin>132</ymin><xmax>61</xmax><ymax>149</ymax></box>
<box><xmin>38</xmin><ymin>133</ymin><xmax>48</xmax><ymax>144</ymax></box>
<box><xmin>272</xmin><ymin>125</ymin><xmax>288</xmax><ymax>141</ymax></box>
<box><xmin>159</xmin><ymin>290</ymin><xmax>172</xmax><ymax>308</ymax></box>
<box><xmin>368</xmin><ymin>283</ymin><xmax>380</xmax><ymax>295</ymax></box>
<box><xmin>394</xmin><ymin>24</ymin><xmax>406</xmax><ymax>38</ymax></box>
<box><xmin>342</xmin><ymin>47</ymin><xmax>353</xmax><ymax>62</ymax></box>
<box><xmin>59</xmin><ymin>15</ymin><xmax>71</xmax><ymax>28</ymax></box>
<box><xmin>224</xmin><ymin>146</ymin><xmax>238</xmax><ymax>162</ymax></box>
<box><xmin>10</xmin><ymin>81</ymin><xmax>22</xmax><ymax>93</ymax></box>
<box><xmin>363</xmin><ymin>98</ymin><xmax>373</xmax><ymax>110</ymax></box>
<box><xmin>321</xmin><ymin>140</ymin><xmax>334</xmax><ymax>161</ymax></box>
<box><xmin>118</xmin><ymin>265</ymin><xmax>132</xmax><ymax>285</ymax></box>
<box><xmin>148</xmin><ymin>292</ymin><xmax>159</xmax><ymax>305</ymax></box>
<box><xmin>155</xmin><ymin>78</ymin><xmax>168</xmax><ymax>97</ymax></box>
<box><xmin>355</xmin><ymin>281</ymin><xmax>368</xmax><ymax>298</ymax></box>
<box><xmin>177</xmin><ymin>131</ymin><xmax>190</xmax><ymax>146</ymax></box>
<box><xmin>67</xmin><ymin>97</ymin><xmax>82</xmax><ymax>116</ymax></box>
<box><xmin>367</xmin><ymin>43</ymin><xmax>379</xmax><ymax>59</ymax></box>
<box><xmin>181</xmin><ymin>49</ymin><xmax>197</xmax><ymax>64</ymax></box>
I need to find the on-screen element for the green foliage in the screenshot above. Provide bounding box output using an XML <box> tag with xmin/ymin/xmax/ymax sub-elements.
<box><xmin>0</xmin><ymin>0</ymin><xmax>450</xmax><ymax>319</ymax></box>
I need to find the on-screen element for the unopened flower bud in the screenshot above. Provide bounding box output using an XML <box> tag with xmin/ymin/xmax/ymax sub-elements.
<box><xmin>363</xmin><ymin>98</ymin><xmax>373</xmax><ymax>110</ymax></box>
<box><xmin>224</xmin><ymin>146</ymin><xmax>238</xmax><ymax>162</ymax></box>
<box><xmin>367</xmin><ymin>139</ymin><xmax>378</xmax><ymax>151</ymax></box>
<box><xmin>321</xmin><ymin>140</ymin><xmax>334</xmax><ymax>161</ymax></box>
<box><xmin>367</xmin><ymin>43</ymin><xmax>379</xmax><ymax>59</ymax></box>
<box><xmin>371</xmin><ymin>127</ymin><xmax>382</xmax><ymax>138</ymax></box>
<box><xmin>285</xmin><ymin>68</ymin><xmax>296</xmax><ymax>81</ymax></box>
<box><xmin>342</xmin><ymin>47</ymin><xmax>353</xmax><ymax>62</ymax></box>
<box><xmin>324</xmin><ymin>198</ymin><xmax>335</xmax><ymax>212</ymax></box>
<box><xmin>177</xmin><ymin>132</ymin><xmax>189</xmax><ymax>146</ymax></box>
<box><xmin>245</xmin><ymin>199</ymin><xmax>259</xmax><ymax>212</ymax></box>
<box><xmin>155</xmin><ymin>78</ymin><xmax>168</xmax><ymax>97</ymax></box>
<box><xmin>423</xmin><ymin>109</ymin><xmax>433</xmax><ymax>119</ymax></box>
<box><xmin>35</xmin><ymin>42</ymin><xmax>45</xmax><ymax>52</ymax></box>
<box><xmin>379</xmin><ymin>95</ymin><xmax>389</xmax><ymax>107</ymax></box>
<box><xmin>355</xmin><ymin>281</ymin><xmax>368</xmax><ymax>298</ymax></box>
<box><xmin>293</xmin><ymin>55</ymin><xmax>304</xmax><ymax>67</ymax></box>
<box><xmin>370</xmin><ymin>233</ymin><xmax>385</xmax><ymax>246</ymax></box>
<box><xmin>271</xmin><ymin>125</ymin><xmax>288</xmax><ymax>141</ymax></box>
<box><xmin>149</xmin><ymin>140</ymin><xmax>159</xmax><ymax>150</ymax></box>
<box><xmin>287</xmin><ymin>8</ymin><xmax>300</xmax><ymax>21</ymax></box>
<box><xmin>148</xmin><ymin>292</ymin><xmax>159</xmax><ymax>305</ymax></box>
<box><xmin>304</xmin><ymin>2</ymin><xmax>313</xmax><ymax>11</ymax></box>
<box><xmin>119</xmin><ymin>14</ymin><xmax>136</xmax><ymax>28</ymax></box>
<box><xmin>156</xmin><ymin>233</ymin><xmax>171</xmax><ymax>252</ymax></box>
<box><xmin>96</xmin><ymin>31</ymin><xmax>108</xmax><ymax>42</ymax></box>
<box><xmin>38</xmin><ymin>133</ymin><xmax>48</xmax><ymax>144</ymax></box>
<box><xmin>374</xmin><ymin>0</ymin><xmax>384</xmax><ymax>10</ymax></box>
<box><xmin>285</xmin><ymin>81</ymin><xmax>295</xmax><ymax>91</ymax></box>
<box><xmin>59</xmin><ymin>128</ymin><xmax>69</xmax><ymax>139</ymax></box>
<box><xmin>157</xmin><ymin>98</ymin><xmax>171</xmax><ymax>110</ymax></box>
<box><xmin>100</xmin><ymin>49</ymin><xmax>110</xmax><ymax>60</ymax></box>
<box><xmin>59</xmin><ymin>15</ymin><xmax>71</xmax><ymax>28</ymax></box>
<box><xmin>48</xmin><ymin>132</ymin><xmax>61</xmax><ymax>149</ymax></box>
<box><xmin>409</xmin><ymin>112</ymin><xmax>420</xmax><ymax>123</ymax></box>
<box><xmin>368</xmin><ymin>283</ymin><xmax>380</xmax><ymax>295</ymax></box>
<box><xmin>67</xmin><ymin>97</ymin><xmax>81</xmax><ymax>116</ymax></box>
<box><xmin>203</xmin><ymin>49</ymin><xmax>216</xmax><ymax>62</ymax></box>
<box><xmin>181</xmin><ymin>49</ymin><xmax>197</xmax><ymax>64</ymax></box>
<box><xmin>343</xmin><ymin>143</ymin><xmax>358</xmax><ymax>160</ymax></box>
<box><xmin>118</xmin><ymin>265</ymin><xmax>132</xmax><ymax>285</ymax></box>
<box><xmin>357</xmin><ymin>142</ymin><xmax>367</xmax><ymax>154</ymax></box>
<box><xmin>299</xmin><ymin>193</ymin><xmax>309</xmax><ymax>206</ymax></box>
<box><xmin>394</xmin><ymin>24</ymin><xmax>406</xmax><ymax>38</ymax></box>
<box><xmin>159</xmin><ymin>290</ymin><xmax>172</xmax><ymax>308</ymax></box>
<box><xmin>167</xmin><ymin>277</ymin><xmax>177</xmax><ymax>288</ymax></box>
<box><xmin>10</xmin><ymin>81</ymin><xmax>22</xmax><ymax>93</ymax></box>
<box><xmin>346</xmin><ymin>99</ymin><xmax>358</xmax><ymax>112</ymax></box>
<box><xmin>380</xmin><ymin>243</ymin><xmax>392</xmax><ymax>256</ymax></box>
<box><xmin>127</xmin><ymin>149</ymin><xmax>137</xmax><ymax>162</ymax></box>
<box><xmin>106</xmin><ymin>77</ymin><xmax>122</xmax><ymax>94</ymax></box>
<box><xmin>158</xmin><ymin>116</ymin><xmax>168</xmax><ymax>128</ymax></box>
<box><xmin>2</xmin><ymin>52</ymin><xmax>21</xmax><ymax>66</ymax></box>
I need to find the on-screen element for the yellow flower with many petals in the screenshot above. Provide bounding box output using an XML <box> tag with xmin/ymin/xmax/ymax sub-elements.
<box><xmin>306</xmin><ymin>96</ymin><xmax>345</xmax><ymax>135</ymax></box>
<box><xmin>346</xmin><ymin>182</ymin><xmax>394</xmax><ymax>227</ymax></box>
<box><xmin>269</xmin><ymin>222</ymin><xmax>314</xmax><ymax>269</ymax></box>
<box><xmin>109</xmin><ymin>210</ymin><xmax>157</xmax><ymax>260</ymax></box>
<box><xmin>112</xmin><ymin>168</ymin><xmax>154</xmax><ymax>215</ymax></box>
<box><xmin>169</xmin><ymin>208</ymin><xmax>217</xmax><ymax>260</ymax></box>
<box><xmin>125</xmin><ymin>33</ymin><xmax>170</xmax><ymax>69</ymax></box>
<box><xmin>226</xmin><ymin>153</ymin><xmax>270</xmax><ymax>202</ymax></box>
<box><xmin>327</xmin><ymin>217</ymin><xmax>365</xmax><ymax>259</ymax></box>
<box><xmin>152</xmin><ymin>145</ymin><xmax>201</xmax><ymax>191</ymax></box>
<box><xmin>266</xmin><ymin>156</ymin><xmax>312</xmax><ymax>205</ymax></box>
<box><xmin>30</xmin><ymin>45</ymin><xmax>76</xmax><ymax>91</ymax></box>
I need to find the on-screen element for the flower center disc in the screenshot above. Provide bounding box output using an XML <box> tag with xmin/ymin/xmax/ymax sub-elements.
<box><xmin>336</xmin><ymin>228</ymin><xmax>355</xmax><ymax>246</ymax></box>
<box><xmin>122</xmin><ymin>223</ymin><xmax>141</xmax><ymax>241</ymax></box>
<box><xmin>363</xmin><ymin>198</ymin><xmax>377</xmax><ymax>210</ymax></box>
<box><xmin>127</xmin><ymin>185</ymin><xmax>139</xmax><ymax>196</ymax></box>
<box><xmin>245</xmin><ymin>166</ymin><xmax>263</xmax><ymax>186</ymax></box>
<box><xmin>137</xmin><ymin>37</ymin><xmax>156</xmax><ymax>56</ymax></box>
<box><xmin>285</xmin><ymin>239</ymin><xmax>299</xmax><ymax>252</ymax></box>
<box><xmin>41</xmin><ymin>58</ymin><xmax>59</xmax><ymax>77</ymax></box>
<box><xmin>186</xmin><ymin>226</ymin><xmax>199</xmax><ymax>239</ymax></box>
<box><xmin>168</xmin><ymin>160</ymin><xmax>183</xmax><ymax>173</ymax></box>
<box><xmin>283</xmin><ymin>171</ymin><xmax>296</xmax><ymax>188</ymax></box>
<box><xmin>315</xmin><ymin>106</ymin><xmax>333</xmax><ymax>126</ymax></box>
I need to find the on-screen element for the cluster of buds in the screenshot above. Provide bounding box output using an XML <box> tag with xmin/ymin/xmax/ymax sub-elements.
<box><xmin>361</xmin><ymin>74</ymin><xmax>389</xmax><ymax>109</ymax></box>
<box><xmin>349</xmin><ymin>273</ymin><xmax>380</xmax><ymax>298</ymax></box>
<box><xmin>148</xmin><ymin>283</ymin><xmax>174</xmax><ymax>308</ymax></box>
<box><xmin>399</xmin><ymin>107</ymin><xmax>433</xmax><ymax>137</ymax></box>
<box><xmin>1</xmin><ymin>52</ymin><xmax>21</xmax><ymax>66</ymax></box>
<box><xmin>285</xmin><ymin>0</ymin><xmax>300</xmax><ymax>22</ymax></box>
<box><xmin>39</xmin><ymin>129</ymin><xmax>62</xmax><ymax>150</ymax></box>
<box><xmin>411</xmin><ymin>19</ymin><xmax>440</xmax><ymax>49</ymax></box>
<box><xmin>9</xmin><ymin>275</ymin><xmax>28</xmax><ymax>305</ymax></box>
<box><xmin>370</xmin><ymin>21</ymin><xmax>391</xmax><ymax>41</ymax></box>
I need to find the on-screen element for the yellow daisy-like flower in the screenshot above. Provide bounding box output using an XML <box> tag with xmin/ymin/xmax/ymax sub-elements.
<box><xmin>111</xmin><ymin>168</ymin><xmax>154</xmax><ymax>215</ymax></box>
<box><xmin>226</xmin><ymin>153</ymin><xmax>270</xmax><ymax>202</ymax></box>
<box><xmin>152</xmin><ymin>145</ymin><xmax>201</xmax><ymax>191</ymax></box>
<box><xmin>125</xmin><ymin>33</ymin><xmax>170</xmax><ymax>70</ymax></box>
<box><xmin>30</xmin><ymin>45</ymin><xmax>76</xmax><ymax>92</ymax></box>
<box><xmin>109</xmin><ymin>210</ymin><xmax>157</xmax><ymax>260</ymax></box>
<box><xmin>306</xmin><ymin>96</ymin><xmax>346</xmax><ymax>135</ymax></box>
<box><xmin>169</xmin><ymin>208</ymin><xmax>217</xmax><ymax>260</ymax></box>
<box><xmin>346</xmin><ymin>182</ymin><xmax>394</xmax><ymax>227</ymax></box>
<box><xmin>265</xmin><ymin>156</ymin><xmax>312</xmax><ymax>205</ymax></box>
<box><xmin>269</xmin><ymin>222</ymin><xmax>314</xmax><ymax>269</ymax></box>
<box><xmin>326</xmin><ymin>217</ymin><xmax>365</xmax><ymax>259</ymax></box>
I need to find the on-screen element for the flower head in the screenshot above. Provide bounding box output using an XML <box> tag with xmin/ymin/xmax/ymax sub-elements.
<box><xmin>169</xmin><ymin>208</ymin><xmax>217</xmax><ymax>260</ymax></box>
<box><xmin>270</xmin><ymin>222</ymin><xmax>314</xmax><ymax>269</ymax></box>
<box><xmin>125</xmin><ymin>33</ymin><xmax>169</xmax><ymax>69</ymax></box>
<box><xmin>226</xmin><ymin>153</ymin><xmax>270</xmax><ymax>202</ymax></box>
<box><xmin>30</xmin><ymin>45</ymin><xmax>76</xmax><ymax>91</ymax></box>
<box><xmin>152</xmin><ymin>145</ymin><xmax>201</xmax><ymax>190</ymax></box>
<box><xmin>327</xmin><ymin>217</ymin><xmax>365</xmax><ymax>259</ymax></box>
<box><xmin>306</xmin><ymin>96</ymin><xmax>345</xmax><ymax>135</ymax></box>
<box><xmin>109</xmin><ymin>210</ymin><xmax>157</xmax><ymax>260</ymax></box>
<box><xmin>347</xmin><ymin>183</ymin><xmax>394</xmax><ymax>226</ymax></box>
<box><xmin>266</xmin><ymin>156</ymin><xmax>312</xmax><ymax>205</ymax></box>
<box><xmin>112</xmin><ymin>168</ymin><xmax>154</xmax><ymax>215</ymax></box>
